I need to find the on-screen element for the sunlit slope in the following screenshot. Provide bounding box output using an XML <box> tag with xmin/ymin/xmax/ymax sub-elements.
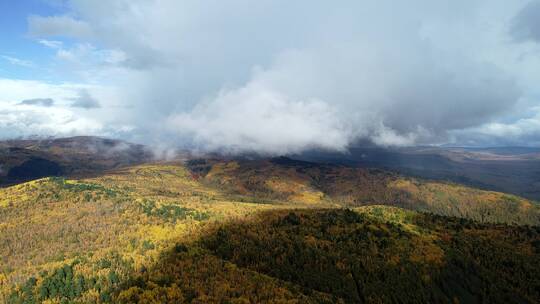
<box><xmin>0</xmin><ymin>163</ymin><xmax>329</xmax><ymax>303</ymax></box>
<box><xmin>6</xmin><ymin>205</ymin><xmax>538</xmax><ymax>303</ymax></box>
<box><xmin>191</xmin><ymin>158</ymin><xmax>540</xmax><ymax>225</ymax></box>
<box><xmin>1</xmin><ymin>160</ymin><xmax>540</xmax><ymax>303</ymax></box>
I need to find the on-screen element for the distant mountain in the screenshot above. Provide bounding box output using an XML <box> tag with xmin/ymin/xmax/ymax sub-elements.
<box><xmin>0</xmin><ymin>136</ymin><xmax>153</xmax><ymax>186</ymax></box>
<box><xmin>188</xmin><ymin>157</ymin><xmax>540</xmax><ymax>225</ymax></box>
<box><xmin>4</xmin><ymin>137</ymin><xmax>540</xmax><ymax>201</ymax></box>
<box><xmin>296</xmin><ymin>146</ymin><xmax>540</xmax><ymax>200</ymax></box>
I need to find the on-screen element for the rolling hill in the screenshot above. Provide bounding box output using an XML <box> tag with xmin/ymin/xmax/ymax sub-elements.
<box><xmin>0</xmin><ymin>137</ymin><xmax>153</xmax><ymax>187</ymax></box>
<box><xmin>298</xmin><ymin>146</ymin><xmax>540</xmax><ymax>200</ymax></box>
<box><xmin>189</xmin><ymin>157</ymin><xmax>540</xmax><ymax>225</ymax></box>
<box><xmin>1</xmin><ymin>137</ymin><xmax>539</xmax><ymax>303</ymax></box>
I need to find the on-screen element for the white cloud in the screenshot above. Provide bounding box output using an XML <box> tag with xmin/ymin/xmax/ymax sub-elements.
<box><xmin>12</xmin><ymin>0</ymin><xmax>540</xmax><ymax>153</ymax></box>
<box><xmin>52</xmin><ymin>43</ymin><xmax>127</xmax><ymax>82</ymax></box>
<box><xmin>169</xmin><ymin>81</ymin><xmax>353</xmax><ymax>155</ymax></box>
<box><xmin>28</xmin><ymin>15</ymin><xmax>93</xmax><ymax>39</ymax></box>
<box><xmin>0</xmin><ymin>78</ymin><xmax>129</xmax><ymax>139</ymax></box>
<box><xmin>0</xmin><ymin>101</ymin><xmax>103</xmax><ymax>138</ymax></box>
<box><xmin>371</xmin><ymin>125</ymin><xmax>422</xmax><ymax>147</ymax></box>
<box><xmin>38</xmin><ymin>39</ymin><xmax>63</xmax><ymax>49</ymax></box>
<box><xmin>2</xmin><ymin>55</ymin><xmax>34</xmax><ymax>68</ymax></box>
<box><xmin>0</xmin><ymin>79</ymin><xmax>77</xmax><ymax>103</ymax></box>
<box><xmin>454</xmin><ymin>107</ymin><xmax>540</xmax><ymax>146</ymax></box>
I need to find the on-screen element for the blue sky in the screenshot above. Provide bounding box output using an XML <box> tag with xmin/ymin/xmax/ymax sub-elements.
<box><xmin>0</xmin><ymin>1</ymin><xmax>63</xmax><ymax>80</ymax></box>
<box><xmin>1</xmin><ymin>0</ymin><xmax>540</xmax><ymax>153</ymax></box>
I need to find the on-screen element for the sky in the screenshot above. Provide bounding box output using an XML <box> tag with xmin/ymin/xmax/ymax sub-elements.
<box><xmin>1</xmin><ymin>0</ymin><xmax>540</xmax><ymax>155</ymax></box>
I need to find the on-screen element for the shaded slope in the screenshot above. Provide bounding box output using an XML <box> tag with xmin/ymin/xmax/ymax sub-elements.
<box><xmin>298</xmin><ymin>146</ymin><xmax>540</xmax><ymax>200</ymax></box>
<box><xmin>113</xmin><ymin>207</ymin><xmax>540</xmax><ymax>303</ymax></box>
<box><xmin>0</xmin><ymin>137</ymin><xmax>153</xmax><ymax>186</ymax></box>
<box><xmin>7</xmin><ymin>158</ymin><xmax>62</xmax><ymax>180</ymax></box>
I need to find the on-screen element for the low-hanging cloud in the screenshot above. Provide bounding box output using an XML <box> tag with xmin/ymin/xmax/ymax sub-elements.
<box><xmin>19</xmin><ymin>98</ymin><xmax>55</xmax><ymax>107</ymax></box>
<box><xmin>21</xmin><ymin>0</ymin><xmax>540</xmax><ymax>154</ymax></box>
<box><xmin>70</xmin><ymin>90</ymin><xmax>100</xmax><ymax>109</ymax></box>
<box><xmin>169</xmin><ymin>81</ymin><xmax>353</xmax><ymax>155</ymax></box>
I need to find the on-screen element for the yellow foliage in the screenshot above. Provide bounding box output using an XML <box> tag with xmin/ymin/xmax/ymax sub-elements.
<box><xmin>1</xmin><ymin>160</ymin><xmax>539</xmax><ymax>303</ymax></box>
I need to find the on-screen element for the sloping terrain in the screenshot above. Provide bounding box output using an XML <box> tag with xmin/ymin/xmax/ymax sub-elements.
<box><xmin>1</xmin><ymin>158</ymin><xmax>539</xmax><ymax>303</ymax></box>
<box><xmin>0</xmin><ymin>163</ymin><xmax>327</xmax><ymax>303</ymax></box>
<box><xmin>195</xmin><ymin>207</ymin><xmax>540</xmax><ymax>303</ymax></box>
<box><xmin>299</xmin><ymin>146</ymin><xmax>540</xmax><ymax>200</ymax></box>
<box><xmin>190</xmin><ymin>157</ymin><xmax>540</xmax><ymax>225</ymax></box>
<box><xmin>0</xmin><ymin>137</ymin><xmax>153</xmax><ymax>186</ymax></box>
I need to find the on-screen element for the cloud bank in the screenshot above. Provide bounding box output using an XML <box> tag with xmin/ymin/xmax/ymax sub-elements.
<box><xmin>6</xmin><ymin>0</ymin><xmax>540</xmax><ymax>153</ymax></box>
<box><xmin>511</xmin><ymin>0</ymin><xmax>540</xmax><ymax>42</ymax></box>
<box><xmin>70</xmin><ymin>90</ymin><xmax>100</xmax><ymax>109</ymax></box>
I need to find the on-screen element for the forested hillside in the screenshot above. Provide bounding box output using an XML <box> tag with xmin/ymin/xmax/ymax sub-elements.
<box><xmin>190</xmin><ymin>158</ymin><xmax>540</xmax><ymax>225</ymax></box>
<box><xmin>1</xmin><ymin>159</ymin><xmax>539</xmax><ymax>303</ymax></box>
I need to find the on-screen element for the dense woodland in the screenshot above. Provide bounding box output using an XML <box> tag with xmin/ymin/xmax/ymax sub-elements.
<box><xmin>190</xmin><ymin>158</ymin><xmax>540</xmax><ymax>225</ymax></box>
<box><xmin>1</xmin><ymin>159</ymin><xmax>539</xmax><ymax>303</ymax></box>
